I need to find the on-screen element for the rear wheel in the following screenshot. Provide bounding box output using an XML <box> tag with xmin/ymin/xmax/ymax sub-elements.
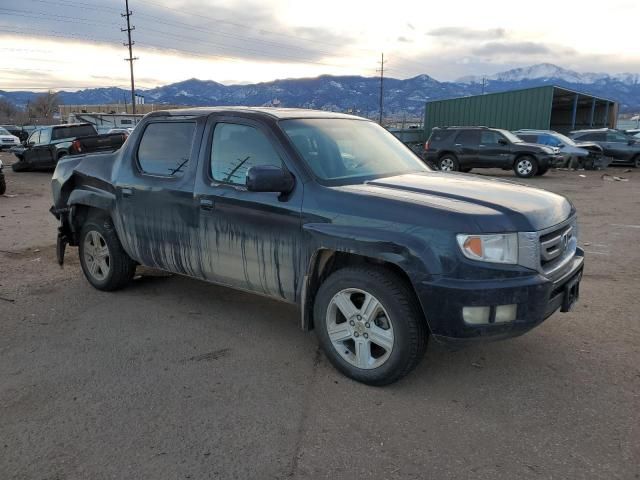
<box><xmin>79</xmin><ymin>215</ymin><xmax>136</xmax><ymax>291</ymax></box>
<box><xmin>634</xmin><ymin>155</ymin><xmax>640</xmax><ymax>168</ymax></box>
<box><xmin>514</xmin><ymin>155</ymin><xmax>538</xmax><ymax>178</ymax></box>
<box><xmin>438</xmin><ymin>155</ymin><xmax>459</xmax><ymax>172</ymax></box>
<box><xmin>314</xmin><ymin>266</ymin><xmax>428</xmax><ymax>386</ymax></box>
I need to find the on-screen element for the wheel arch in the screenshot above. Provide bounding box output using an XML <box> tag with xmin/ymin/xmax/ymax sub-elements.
<box><xmin>300</xmin><ymin>249</ymin><xmax>428</xmax><ymax>334</ymax></box>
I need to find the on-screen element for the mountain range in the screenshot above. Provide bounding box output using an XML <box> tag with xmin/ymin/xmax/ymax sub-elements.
<box><xmin>2</xmin><ymin>63</ymin><xmax>639</xmax><ymax>115</ymax></box>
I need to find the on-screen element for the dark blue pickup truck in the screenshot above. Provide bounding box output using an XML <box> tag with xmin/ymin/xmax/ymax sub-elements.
<box><xmin>51</xmin><ymin>107</ymin><xmax>584</xmax><ymax>385</ymax></box>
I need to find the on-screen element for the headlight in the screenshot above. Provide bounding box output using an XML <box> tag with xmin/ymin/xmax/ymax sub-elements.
<box><xmin>456</xmin><ymin>233</ymin><xmax>518</xmax><ymax>264</ymax></box>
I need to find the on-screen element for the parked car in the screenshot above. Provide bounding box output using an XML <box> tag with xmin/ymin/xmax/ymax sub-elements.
<box><xmin>0</xmin><ymin>159</ymin><xmax>5</xmax><ymax>195</ymax></box>
<box><xmin>569</xmin><ymin>128</ymin><xmax>640</xmax><ymax>167</ymax></box>
<box><xmin>513</xmin><ymin>129</ymin><xmax>605</xmax><ymax>170</ymax></box>
<box><xmin>0</xmin><ymin>125</ymin><xmax>29</xmax><ymax>143</ymax></box>
<box><xmin>424</xmin><ymin>126</ymin><xmax>561</xmax><ymax>177</ymax></box>
<box><xmin>0</xmin><ymin>127</ymin><xmax>21</xmax><ymax>150</ymax></box>
<box><xmin>11</xmin><ymin>123</ymin><xmax>127</xmax><ymax>172</ymax></box>
<box><xmin>51</xmin><ymin>107</ymin><xmax>584</xmax><ymax>385</ymax></box>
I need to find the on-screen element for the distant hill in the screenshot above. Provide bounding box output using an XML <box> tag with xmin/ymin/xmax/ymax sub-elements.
<box><xmin>2</xmin><ymin>63</ymin><xmax>639</xmax><ymax>115</ymax></box>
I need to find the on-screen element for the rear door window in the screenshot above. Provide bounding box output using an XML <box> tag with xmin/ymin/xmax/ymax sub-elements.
<box><xmin>137</xmin><ymin>122</ymin><xmax>196</xmax><ymax>176</ymax></box>
<box><xmin>456</xmin><ymin>130</ymin><xmax>480</xmax><ymax>146</ymax></box>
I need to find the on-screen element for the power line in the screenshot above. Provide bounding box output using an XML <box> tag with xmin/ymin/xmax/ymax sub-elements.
<box><xmin>121</xmin><ymin>0</ymin><xmax>137</xmax><ymax>114</ymax></box>
<box><xmin>376</xmin><ymin>53</ymin><xmax>386</xmax><ymax>125</ymax></box>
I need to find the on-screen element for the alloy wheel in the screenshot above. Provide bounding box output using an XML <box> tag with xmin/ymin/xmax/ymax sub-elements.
<box><xmin>83</xmin><ymin>230</ymin><xmax>111</xmax><ymax>281</ymax></box>
<box><xmin>325</xmin><ymin>288</ymin><xmax>394</xmax><ymax>369</ymax></box>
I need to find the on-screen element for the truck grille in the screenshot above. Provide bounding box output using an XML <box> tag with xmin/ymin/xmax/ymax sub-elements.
<box><xmin>538</xmin><ymin>219</ymin><xmax>578</xmax><ymax>276</ymax></box>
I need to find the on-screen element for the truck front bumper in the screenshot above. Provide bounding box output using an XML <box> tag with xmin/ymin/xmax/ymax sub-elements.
<box><xmin>416</xmin><ymin>250</ymin><xmax>584</xmax><ymax>346</ymax></box>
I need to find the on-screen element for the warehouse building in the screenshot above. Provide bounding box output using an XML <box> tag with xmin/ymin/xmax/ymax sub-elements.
<box><xmin>423</xmin><ymin>86</ymin><xmax>618</xmax><ymax>135</ymax></box>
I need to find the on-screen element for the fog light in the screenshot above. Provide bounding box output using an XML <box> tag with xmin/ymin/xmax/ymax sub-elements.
<box><xmin>495</xmin><ymin>304</ymin><xmax>517</xmax><ymax>323</ymax></box>
<box><xmin>462</xmin><ymin>306</ymin><xmax>491</xmax><ymax>325</ymax></box>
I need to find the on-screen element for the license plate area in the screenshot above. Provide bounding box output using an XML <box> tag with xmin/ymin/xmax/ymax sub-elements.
<box><xmin>560</xmin><ymin>269</ymin><xmax>582</xmax><ymax>312</ymax></box>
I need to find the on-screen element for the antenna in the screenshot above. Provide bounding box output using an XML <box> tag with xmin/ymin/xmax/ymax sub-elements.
<box><xmin>122</xmin><ymin>0</ymin><xmax>138</xmax><ymax>114</ymax></box>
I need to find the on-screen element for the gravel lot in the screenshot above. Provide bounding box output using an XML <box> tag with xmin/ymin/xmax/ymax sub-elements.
<box><xmin>1</xmin><ymin>150</ymin><xmax>639</xmax><ymax>479</ymax></box>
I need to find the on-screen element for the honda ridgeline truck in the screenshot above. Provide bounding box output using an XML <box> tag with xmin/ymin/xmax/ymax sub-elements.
<box><xmin>50</xmin><ymin>108</ymin><xmax>584</xmax><ymax>385</ymax></box>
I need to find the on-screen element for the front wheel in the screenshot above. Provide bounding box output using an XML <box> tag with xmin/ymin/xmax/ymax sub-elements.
<box><xmin>314</xmin><ymin>267</ymin><xmax>428</xmax><ymax>386</ymax></box>
<box><xmin>438</xmin><ymin>155</ymin><xmax>459</xmax><ymax>172</ymax></box>
<box><xmin>79</xmin><ymin>216</ymin><xmax>136</xmax><ymax>291</ymax></box>
<box><xmin>514</xmin><ymin>156</ymin><xmax>538</xmax><ymax>178</ymax></box>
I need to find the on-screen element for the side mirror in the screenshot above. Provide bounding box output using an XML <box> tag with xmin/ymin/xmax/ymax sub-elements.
<box><xmin>498</xmin><ymin>139</ymin><xmax>508</xmax><ymax>146</ymax></box>
<box><xmin>246</xmin><ymin>165</ymin><xmax>294</xmax><ymax>194</ymax></box>
<box><xmin>27</xmin><ymin>141</ymin><xmax>35</xmax><ymax>147</ymax></box>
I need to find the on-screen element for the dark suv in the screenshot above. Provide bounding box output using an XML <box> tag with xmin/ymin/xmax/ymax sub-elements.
<box><xmin>424</xmin><ymin>126</ymin><xmax>560</xmax><ymax>177</ymax></box>
<box><xmin>569</xmin><ymin>129</ymin><xmax>640</xmax><ymax>167</ymax></box>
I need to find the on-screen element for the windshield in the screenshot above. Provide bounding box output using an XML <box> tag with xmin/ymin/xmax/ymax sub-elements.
<box><xmin>280</xmin><ymin>118</ymin><xmax>429</xmax><ymax>184</ymax></box>
<box><xmin>498</xmin><ymin>129</ymin><xmax>523</xmax><ymax>144</ymax></box>
<box><xmin>0</xmin><ymin>127</ymin><xmax>10</xmax><ymax>135</ymax></box>
<box><xmin>553</xmin><ymin>132</ymin><xmax>576</xmax><ymax>146</ymax></box>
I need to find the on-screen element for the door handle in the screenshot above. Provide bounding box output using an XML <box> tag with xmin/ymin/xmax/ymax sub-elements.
<box><xmin>121</xmin><ymin>188</ymin><xmax>133</xmax><ymax>198</ymax></box>
<box><xmin>199</xmin><ymin>198</ymin><xmax>215</xmax><ymax>211</ymax></box>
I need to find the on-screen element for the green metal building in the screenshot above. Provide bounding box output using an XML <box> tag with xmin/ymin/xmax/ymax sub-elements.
<box><xmin>423</xmin><ymin>86</ymin><xmax>618</xmax><ymax>136</ymax></box>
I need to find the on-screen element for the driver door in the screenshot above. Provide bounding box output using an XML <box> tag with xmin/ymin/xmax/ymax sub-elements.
<box><xmin>192</xmin><ymin>116</ymin><xmax>303</xmax><ymax>302</ymax></box>
<box><xmin>478</xmin><ymin>131</ymin><xmax>511</xmax><ymax>167</ymax></box>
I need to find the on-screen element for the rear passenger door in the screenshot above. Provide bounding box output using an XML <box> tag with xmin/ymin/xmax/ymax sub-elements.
<box><xmin>478</xmin><ymin>130</ymin><xmax>511</xmax><ymax>167</ymax></box>
<box><xmin>454</xmin><ymin>130</ymin><xmax>480</xmax><ymax>167</ymax></box>
<box><xmin>192</xmin><ymin>116</ymin><xmax>303</xmax><ymax>302</ymax></box>
<box><xmin>114</xmin><ymin>119</ymin><xmax>204</xmax><ymax>275</ymax></box>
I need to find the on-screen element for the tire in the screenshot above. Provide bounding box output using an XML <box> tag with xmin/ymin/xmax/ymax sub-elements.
<box><xmin>314</xmin><ymin>266</ymin><xmax>428</xmax><ymax>386</ymax></box>
<box><xmin>535</xmin><ymin>166</ymin><xmax>549</xmax><ymax>176</ymax></box>
<box><xmin>79</xmin><ymin>215</ymin><xmax>136</xmax><ymax>291</ymax></box>
<box><xmin>634</xmin><ymin>155</ymin><xmax>640</xmax><ymax>168</ymax></box>
<box><xmin>11</xmin><ymin>160</ymin><xmax>31</xmax><ymax>172</ymax></box>
<box><xmin>514</xmin><ymin>155</ymin><xmax>538</xmax><ymax>178</ymax></box>
<box><xmin>438</xmin><ymin>155</ymin><xmax>459</xmax><ymax>172</ymax></box>
<box><xmin>0</xmin><ymin>174</ymin><xmax>5</xmax><ymax>195</ymax></box>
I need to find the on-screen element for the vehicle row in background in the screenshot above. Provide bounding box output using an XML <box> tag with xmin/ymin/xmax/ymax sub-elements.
<box><xmin>0</xmin><ymin>125</ymin><xmax>30</xmax><ymax>143</ymax></box>
<box><xmin>569</xmin><ymin>128</ymin><xmax>640</xmax><ymax>167</ymax></box>
<box><xmin>424</xmin><ymin>126</ymin><xmax>561</xmax><ymax>178</ymax></box>
<box><xmin>10</xmin><ymin>123</ymin><xmax>127</xmax><ymax>172</ymax></box>
<box><xmin>513</xmin><ymin>130</ymin><xmax>607</xmax><ymax>170</ymax></box>
<box><xmin>0</xmin><ymin>127</ymin><xmax>21</xmax><ymax>150</ymax></box>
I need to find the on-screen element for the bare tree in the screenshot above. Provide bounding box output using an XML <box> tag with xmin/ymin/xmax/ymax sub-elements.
<box><xmin>0</xmin><ymin>98</ymin><xmax>18</xmax><ymax>122</ymax></box>
<box><xmin>31</xmin><ymin>91</ymin><xmax>61</xmax><ymax>119</ymax></box>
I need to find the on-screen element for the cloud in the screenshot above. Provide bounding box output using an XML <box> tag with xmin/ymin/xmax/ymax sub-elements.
<box><xmin>397</xmin><ymin>36</ymin><xmax>411</xmax><ymax>43</ymax></box>
<box><xmin>472</xmin><ymin>41</ymin><xmax>552</xmax><ymax>56</ymax></box>
<box><xmin>427</xmin><ymin>27</ymin><xmax>506</xmax><ymax>40</ymax></box>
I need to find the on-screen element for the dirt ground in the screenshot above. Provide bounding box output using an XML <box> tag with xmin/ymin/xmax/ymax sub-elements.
<box><xmin>1</xmin><ymin>150</ymin><xmax>639</xmax><ymax>479</ymax></box>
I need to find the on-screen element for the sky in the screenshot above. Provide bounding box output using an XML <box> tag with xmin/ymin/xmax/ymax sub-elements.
<box><xmin>1</xmin><ymin>0</ymin><xmax>639</xmax><ymax>91</ymax></box>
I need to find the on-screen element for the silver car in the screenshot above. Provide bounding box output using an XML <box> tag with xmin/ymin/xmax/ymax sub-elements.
<box><xmin>513</xmin><ymin>130</ymin><xmax>606</xmax><ymax>169</ymax></box>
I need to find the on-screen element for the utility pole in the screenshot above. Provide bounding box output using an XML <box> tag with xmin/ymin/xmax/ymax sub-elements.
<box><xmin>122</xmin><ymin>0</ymin><xmax>138</xmax><ymax>114</ymax></box>
<box><xmin>376</xmin><ymin>53</ymin><xmax>386</xmax><ymax>125</ymax></box>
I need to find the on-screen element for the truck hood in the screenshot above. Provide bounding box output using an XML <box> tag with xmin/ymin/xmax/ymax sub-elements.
<box><xmin>340</xmin><ymin>172</ymin><xmax>573</xmax><ymax>232</ymax></box>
